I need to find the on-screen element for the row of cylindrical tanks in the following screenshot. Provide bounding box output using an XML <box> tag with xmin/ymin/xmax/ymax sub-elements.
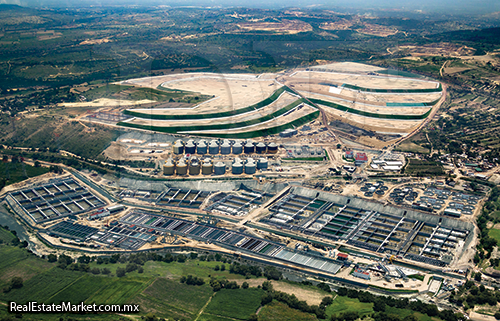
<box><xmin>163</xmin><ymin>157</ymin><xmax>268</xmax><ymax>176</ymax></box>
<box><xmin>172</xmin><ymin>139</ymin><xmax>278</xmax><ymax>155</ymax></box>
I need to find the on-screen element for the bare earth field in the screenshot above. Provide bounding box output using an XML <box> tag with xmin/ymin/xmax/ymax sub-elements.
<box><xmin>310</xmin><ymin>62</ymin><xmax>386</xmax><ymax>73</ymax></box>
<box><xmin>115</xmin><ymin>63</ymin><xmax>442</xmax><ymax>141</ymax></box>
<box><xmin>290</xmin><ymin>82</ymin><xmax>442</xmax><ymax>104</ymax></box>
<box><xmin>322</xmin><ymin>106</ymin><xmax>422</xmax><ymax>134</ymax></box>
<box><xmin>180</xmin><ymin>104</ymin><xmax>318</xmax><ymax>135</ymax></box>
<box><xmin>126</xmin><ymin>73</ymin><xmax>280</xmax><ymax>114</ymax></box>
<box><xmin>304</xmin><ymin>92</ymin><xmax>431</xmax><ymax>116</ymax></box>
<box><xmin>124</xmin><ymin>92</ymin><xmax>298</xmax><ymax>127</ymax></box>
<box><xmin>288</xmin><ymin>71</ymin><xmax>440</xmax><ymax>90</ymax></box>
<box><xmin>235</xmin><ymin>20</ymin><xmax>313</xmax><ymax>34</ymax></box>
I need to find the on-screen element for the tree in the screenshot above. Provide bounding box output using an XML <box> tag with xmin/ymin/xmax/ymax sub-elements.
<box><xmin>138</xmin><ymin>266</ymin><xmax>144</xmax><ymax>273</ymax></box>
<box><xmin>262</xmin><ymin>281</ymin><xmax>273</xmax><ymax>292</ymax></box>
<box><xmin>102</xmin><ymin>268</ymin><xmax>111</xmax><ymax>275</ymax></box>
<box><xmin>494</xmin><ymin>312</ymin><xmax>500</xmax><ymax>320</ymax></box>
<box><xmin>475</xmin><ymin>273</ymin><xmax>482</xmax><ymax>282</ymax></box>
<box><xmin>403</xmin><ymin>315</ymin><xmax>418</xmax><ymax>321</ymax></box>
<box><xmin>10</xmin><ymin>277</ymin><xmax>23</xmax><ymax>289</ymax></box>
<box><xmin>248</xmin><ymin>314</ymin><xmax>258</xmax><ymax>321</ymax></box>
<box><xmin>47</xmin><ymin>254</ymin><xmax>57</xmax><ymax>263</ymax></box>
<box><xmin>321</xmin><ymin>296</ymin><xmax>334</xmax><ymax>307</ymax></box>
<box><xmin>242</xmin><ymin>282</ymin><xmax>249</xmax><ymax>289</ymax></box>
<box><xmin>317</xmin><ymin>282</ymin><xmax>331</xmax><ymax>293</ymax></box>
<box><xmin>373</xmin><ymin>299</ymin><xmax>386</xmax><ymax>312</ymax></box>
<box><xmin>116</xmin><ymin>267</ymin><xmax>126</xmax><ymax>277</ymax></box>
<box><xmin>261</xmin><ymin>293</ymin><xmax>273</xmax><ymax>305</ymax></box>
<box><xmin>126</xmin><ymin>263</ymin><xmax>138</xmax><ymax>272</ymax></box>
<box><xmin>91</xmin><ymin>267</ymin><xmax>101</xmax><ymax>275</ymax></box>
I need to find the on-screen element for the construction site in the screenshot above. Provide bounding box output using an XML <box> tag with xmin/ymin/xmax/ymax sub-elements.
<box><xmin>0</xmin><ymin>61</ymin><xmax>483</xmax><ymax>298</ymax></box>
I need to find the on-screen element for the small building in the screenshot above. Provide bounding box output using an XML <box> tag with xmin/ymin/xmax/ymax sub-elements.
<box><xmin>444</xmin><ymin>208</ymin><xmax>461</xmax><ymax>218</ymax></box>
<box><xmin>382</xmin><ymin>165</ymin><xmax>402</xmax><ymax>172</ymax></box>
<box><xmin>337</xmin><ymin>253</ymin><xmax>349</xmax><ymax>261</ymax></box>
<box><xmin>355</xmin><ymin>152</ymin><xmax>368</xmax><ymax>166</ymax></box>
<box><xmin>107</xmin><ymin>205</ymin><xmax>125</xmax><ymax>214</ymax></box>
<box><xmin>412</xmin><ymin>202</ymin><xmax>433</xmax><ymax>212</ymax></box>
<box><xmin>345</xmin><ymin>150</ymin><xmax>354</xmax><ymax>159</ymax></box>
<box><xmin>343</xmin><ymin>165</ymin><xmax>356</xmax><ymax>173</ymax></box>
<box><xmin>352</xmin><ymin>269</ymin><xmax>371</xmax><ymax>280</ymax></box>
<box><xmin>279</xmin><ymin>128</ymin><xmax>298</xmax><ymax>138</ymax></box>
<box><xmin>88</xmin><ymin>208</ymin><xmax>110</xmax><ymax>220</ymax></box>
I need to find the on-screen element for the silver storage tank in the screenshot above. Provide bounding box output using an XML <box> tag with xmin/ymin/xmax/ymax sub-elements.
<box><xmin>243</xmin><ymin>141</ymin><xmax>254</xmax><ymax>154</ymax></box>
<box><xmin>185</xmin><ymin>141</ymin><xmax>196</xmax><ymax>154</ymax></box>
<box><xmin>220</xmin><ymin>141</ymin><xmax>231</xmax><ymax>155</ymax></box>
<box><xmin>173</xmin><ymin>140</ymin><xmax>184</xmax><ymax>155</ymax></box>
<box><xmin>214</xmin><ymin>162</ymin><xmax>226</xmax><ymax>175</ymax></box>
<box><xmin>202</xmin><ymin>159</ymin><xmax>213</xmax><ymax>175</ymax></box>
<box><xmin>189</xmin><ymin>157</ymin><xmax>201</xmax><ymax>175</ymax></box>
<box><xmin>257</xmin><ymin>158</ymin><xmax>268</xmax><ymax>170</ymax></box>
<box><xmin>196</xmin><ymin>141</ymin><xmax>207</xmax><ymax>155</ymax></box>
<box><xmin>232</xmin><ymin>158</ymin><xmax>243</xmax><ymax>175</ymax></box>
<box><xmin>232</xmin><ymin>141</ymin><xmax>243</xmax><ymax>154</ymax></box>
<box><xmin>267</xmin><ymin>142</ymin><xmax>278</xmax><ymax>154</ymax></box>
<box><xmin>256</xmin><ymin>142</ymin><xmax>267</xmax><ymax>154</ymax></box>
<box><xmin>163</xmin><ymin>158</ymin><xmax>175</xmax><ymax>175</ymax></box>
<box><xmin>176</xmin><ymin>159</ymin><xmax>188</xmax><ymax>175</ymax></box>
<box><xmin>209</xmin><ymin>140</ymin><xmax>219</xmax><ymax>155</ymax></box>
<box><xmin>245</xmin><ymin>158</ymin><xmax>256</xmax><ymax>174</ymax></box>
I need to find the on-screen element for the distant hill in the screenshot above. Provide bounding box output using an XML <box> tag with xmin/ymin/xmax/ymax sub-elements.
<box><xmin>0</xmin><ymin>4</ymin><xmax>26</xmax><ymax>11</ymax></box>
<box><xmin>433</xmin><ymin>27</ymin><xmax>500</xmax><ymax>44</ymax></box>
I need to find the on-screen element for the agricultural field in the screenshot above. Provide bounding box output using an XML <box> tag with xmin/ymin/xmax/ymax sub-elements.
<box><xmin>0</xmin><ymin>161</ymin><xmax>49</xmax><ymax>186</ymax></box>
<box><xmin>259</xmin><ymin>301</ymin><xmax>317</xmax><ymax>321</ymax></box>
<box><xmin>394</xmin><ymin>142</ymin><xmax>430</xmax><ymax>154</ymax></box>
<box><xmin>202</xmin><ymin>288</ymin><xmax>264</xmax><ymax>320</ymax></box>
<box><xmin>404</xmin><ymin>159</ymin><xmax>445</xmax><ymax>176</ymax></box>
<box><xmin>325</xmin><ymin>296</ymin><xmax>374</xmax><ymax>317</ymax></box>
<box><xmin>137</xmin><ymin>278</ymin><xmax>213</xmax><ymax>320</ymax></box>
<box><xmin>488</xmin><ymin>228</ymin><xmax>500</xmax><ymax>244</ymax></box>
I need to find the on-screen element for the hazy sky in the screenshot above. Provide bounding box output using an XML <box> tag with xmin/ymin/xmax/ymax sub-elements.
<box><xmin>1</xmin><ymin>0</ymin><xmax>499</xmax><ymax>14</ymax></box>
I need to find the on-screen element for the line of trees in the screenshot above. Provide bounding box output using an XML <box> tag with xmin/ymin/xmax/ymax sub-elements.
<box><xmin>336</xmin><ymin>287</ymin><xmax>465</xmax><ymax>321</ymax></box>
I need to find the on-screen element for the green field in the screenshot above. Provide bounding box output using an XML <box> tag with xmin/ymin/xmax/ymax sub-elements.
<box><xmin>203</xmin><ymin>288</ymin><xmax>264</xmax><ymax>320</ymax></box>
<box><xmin>0</xmin><ymin>268</ymin><xmax>85</xmax><ymax>304</ymax></box>
<box><xmin>88</xmin><ymin>278</ymin><xmax>149</xmax><ymax>305</ymax></box>
<box><xmin>488</xmin><ymin>229</ymin><xmax>500</xmax><ymax>243</ymax></box>
<box><xmin>136</xmin><ymin>278</ymin><xmax>214</xmax><ymax>320</ymax></box>
<box><xmin>326</xmin><ymin>296</ymin><xmax>374</xmax><ymax>317</ymax></box>
<box><xmin>0</xmin><ymin>161</ymin><xmax>49</xmax><ymax>186</ymax></box>
<box><xmin>326</xmin><ymin>296</ymin><xmax>437</xmax><ymax>321</ymax></box>
<box><xmin>404</xmin><ymin>158</ymin><xmax>444</xmax><ymax>176</ymax></box>
<box><xmin>0</xmin><ymin>229</ymin><xmax>16</xmax><ymax>244</ymax></box>
<box><xmin>0</xmin><ymin>246</ymin><xmax>53</xmax><ymax>289</ymax></box>
<box><xmin>259</xmin><ymin>301</ymin><xmax>317</xmax><ymax>321</ymax></box>
<box><xmin>48</xmin><ymin>274</ymin><xmax>114</xmax><ymax>304</ymax></box>
<box><xmin>394</xmin><ymin>142</ymin><xmax>430</xmax><ymax>154</ymax></box>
